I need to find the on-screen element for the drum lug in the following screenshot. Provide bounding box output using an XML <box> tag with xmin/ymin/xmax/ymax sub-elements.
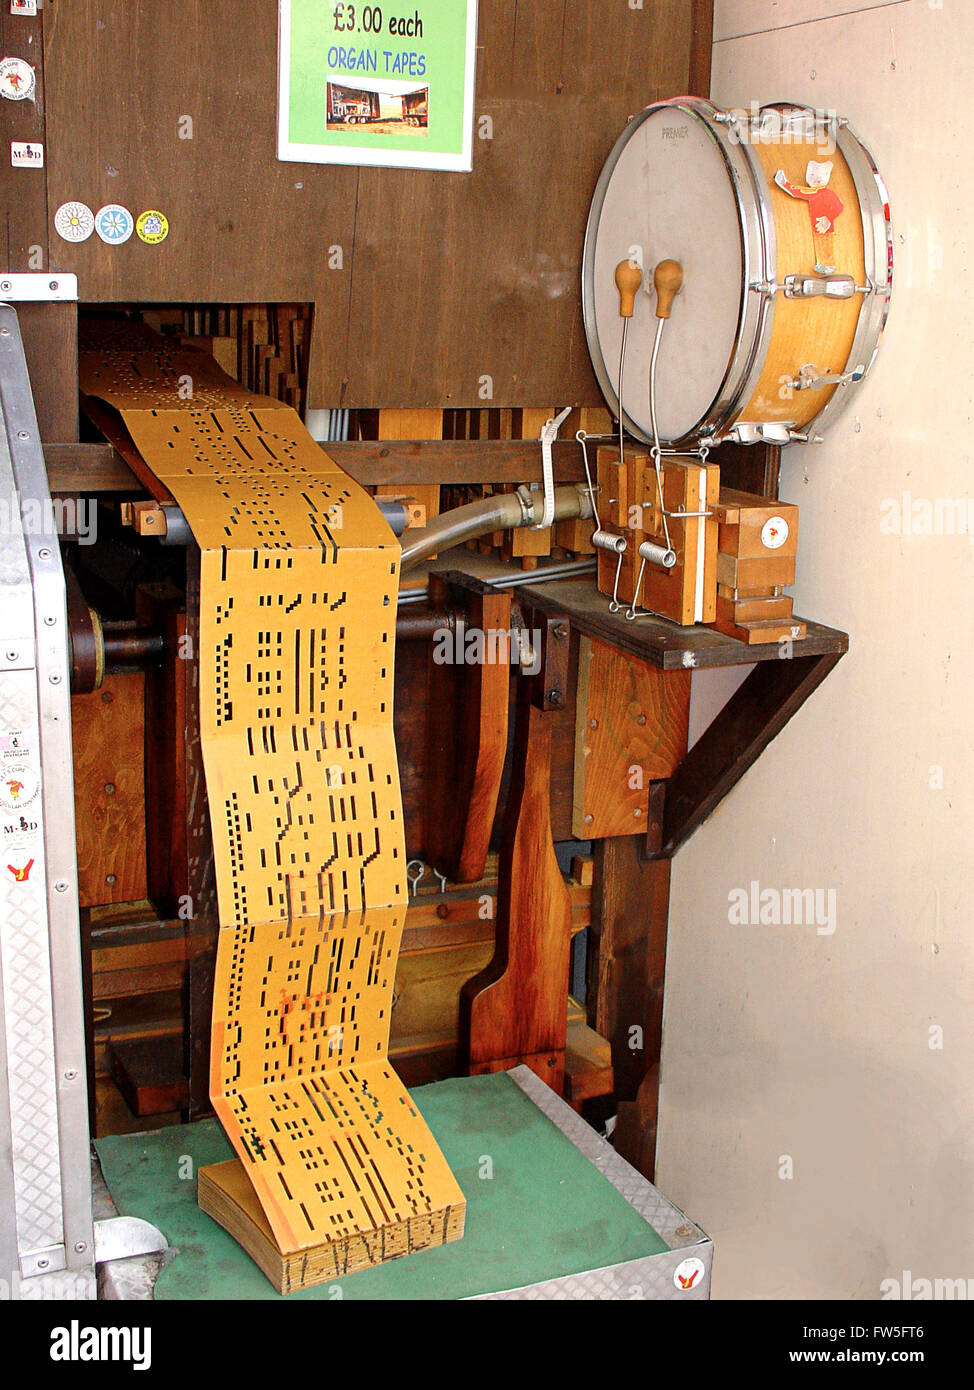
<box><xmin>791</xmin><ymin>362</ymin><xmax>867</xmax><ymax>392</ymax></box>
<box><xmin>783</xmin><ymin>273</ymin><xmax>858</xmax><ymax>300</ymax></box>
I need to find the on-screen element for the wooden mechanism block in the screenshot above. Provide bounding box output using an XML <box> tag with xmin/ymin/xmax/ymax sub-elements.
<box><xmin>80</xmin><ymin>325</ymin><xmax>464</xmax><ymax>1290</ymax></box>
<box><xmin>595</xmin><ymin>447</ymin><xmax>719</xmax><ymax>625</ymax></box>
<box><xmin>710</xmin><ymin>490</ymin><xmax>806</xmax><ymax>644</ymax></box>
<box><xmin>572</xmin><ymin>637</ymin><xmax>690</xmax><ymax>838</ymax></box>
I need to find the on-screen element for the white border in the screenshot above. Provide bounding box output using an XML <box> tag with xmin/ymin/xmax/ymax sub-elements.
<box><xmin>277</xmin><ymin>0</ymin><xmax>478</xmax><ymax>172</ymax></box>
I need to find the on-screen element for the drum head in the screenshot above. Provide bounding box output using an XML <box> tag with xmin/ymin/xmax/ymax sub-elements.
<box><xmin>583</xmin><ymin>103</ymin><xmax>747</xmax><ymax>445</ymax></box>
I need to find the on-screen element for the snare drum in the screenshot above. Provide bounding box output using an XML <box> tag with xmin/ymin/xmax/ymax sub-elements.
<box><xmin>582</xmin><ymin>98</ymin><xmax>892</xmax><ymax>448</ymax></box>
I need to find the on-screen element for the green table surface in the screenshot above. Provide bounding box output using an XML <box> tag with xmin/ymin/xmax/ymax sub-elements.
<box><xmin>95</xmin><ymin>1071</ymin><xmax>669</xmax><ymax>1300</ymax></box>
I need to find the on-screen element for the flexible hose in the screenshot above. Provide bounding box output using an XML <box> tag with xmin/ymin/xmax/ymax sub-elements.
<box><xmin>399</xmin><ymin>484</ymin><xmax>594</xmax><ymax>573</ymax></box>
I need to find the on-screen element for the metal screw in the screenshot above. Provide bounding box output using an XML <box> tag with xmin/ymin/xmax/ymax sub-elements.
<box><xmin>74</xmin><ymin>1241</ymin><xmax>87</xmax><ymax>1254</ymax></box>
<box><xmin>43</xmin><ymin>615</ymin><xmax>56</xmax><ymax>626</ymax></box>
<box><xmin>589</xmin><ymin>718</ymin><xmax>598</xmax><ymax>730</ymax></box>
<box><xmin>106</xmin><ymin>873</ymin><xmax>116</xmax><ymax>885</ymax></box>
<box><xmin>584</xmin><ymin>813</ymin><xmax>594</xmax><ymax>825</ymax></box>
<box><xmin>16</xmin><ymin>430</ymin><xmax>29</xmax><ymax>440</ymax></box>
<box><xmin>0</xmin><ymin>327</ymin><xmax>9</xmax><ymax>335</ymax></box>
<box><xmin>54</xmin><ymin>880</ymin><xmax>69</xmax><ymax>893</ymax></box>
<box><xmin>0</xmin><ymin>280</ymin><xmax>11</xmax><ymax>292</ymax></box>
<box><xmin>5</xmin><ymin>650</ymin><xmax>18</xmax><ymax>662</ymax></box>
<box><xmin>636</xmin><ymin>714</ymin><xmax>646</xmax><ymax>726</ymax></box>
<box><xmin>104</xmin><ymin>782</ymin><xmax>116</xmax><ymax>796</ymax></box>
<box><xmin>552</xmin><ymin>623</ymin><xmax>568</xmax><ymax>640</ymax></box>
<box><xmin>547</xmin><ymin>689</ymin><xmax>563</xmax><ymax>708</ymax></box>
<box><xmin>49</xmin><ymin>672</ymin><xmax>62</xmax><ymax>684</ymax></box>
<box><xmin>634</xmin><ymin>808</ymin><xmax>642</xmax><ymax>818</ymax></box>
<box><xmin>37</xmin><ymin>547</ymin><xmax>52</xmax><ymax>560</ymax></box>
<box><xmin>37</xmin><ymin>1258</ymin><xmax>50</xmax><ymax>1270</ymax></box>
<box><xmin>63</xmin><ymin>1069</ymin><xmax>78</xmax><ymax>1081</ymax></box>
<box><xmin>49</xmin><ymin>281</ymin><xmax>59</xmax><ymax>292</ymax></box>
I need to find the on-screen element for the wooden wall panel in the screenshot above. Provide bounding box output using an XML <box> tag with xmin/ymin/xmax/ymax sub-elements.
<box><xmin>40</xmin><ymin>0</ymin><xmax>704</xmax><ymax>410</ymax></box>
<box><xmin>0</xmin><ymin>3</ymin><xmax>48</xmax><ymax>273</ymax></box>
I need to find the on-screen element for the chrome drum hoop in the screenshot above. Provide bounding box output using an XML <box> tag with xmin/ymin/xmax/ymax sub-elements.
<box><xmin>581</xmin><ymin>95</ymin><xmax>778</xmax><ymax>451</ymax></box>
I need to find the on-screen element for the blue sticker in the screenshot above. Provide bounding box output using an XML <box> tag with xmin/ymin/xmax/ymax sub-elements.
<box><xmin>95</xmin><ymin>203</ymin><xmax>134</xmax><ymax>245</ymax></box>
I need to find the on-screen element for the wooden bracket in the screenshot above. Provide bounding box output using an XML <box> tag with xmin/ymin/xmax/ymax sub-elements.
<box><xmin>656</xmin><ymin>652</ymin><xmax>844</xmax><ymax>859</ymax></box>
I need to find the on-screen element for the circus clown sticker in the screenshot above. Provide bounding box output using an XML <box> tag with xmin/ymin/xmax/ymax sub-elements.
<box><xmin>775</xmin><ymin>160</ymin><xmax>844</xmax><ymax>274</ymax></box>
<box><xmin>277</xmin><ymin>0</ymin><xmax>478</xmax><ymax>171</ymax></box>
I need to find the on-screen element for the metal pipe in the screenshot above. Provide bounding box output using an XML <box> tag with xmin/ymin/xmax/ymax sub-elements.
<box><xmin>399</xmin><ymin>484</ymin><xmax>594</xmax><ymax>573</ymax></box>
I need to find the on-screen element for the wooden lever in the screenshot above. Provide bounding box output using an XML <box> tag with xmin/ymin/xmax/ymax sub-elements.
<box><xmin>614</xmin><ymin>258</ymin><xmax>643</xmax><ymax>318</ymax></box>
<box><xmin>653</xmin><ymin>258</ymin><xmax>684</xmax><ymax>319</ymax></box>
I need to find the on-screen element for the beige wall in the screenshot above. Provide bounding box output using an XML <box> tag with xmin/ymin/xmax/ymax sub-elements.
<box><xmin>657</xmin><ymin>0</ymin><xmax>974</xmax><ymax>1299</ymax></box>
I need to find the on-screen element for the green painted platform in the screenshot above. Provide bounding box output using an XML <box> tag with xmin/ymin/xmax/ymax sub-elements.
<box><xmin>95</xmin><ymin>1071</ymin><xmax>669</xmax><ymax>1299</ymax></box>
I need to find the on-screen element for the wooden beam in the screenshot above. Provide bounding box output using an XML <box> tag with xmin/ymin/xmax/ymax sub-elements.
<box><xmin>44</xmin><ymin>438</ymin><xmax>590</xmax><ymax>493</ymax></box>
<box><xmin>658</xmin><ymin>652</ymin><xmax>845</xmax><ymax>859</ymax></box>
<box><xmin>688</xmin><ymin>0</ymin><xmax>715</xmax><ymax>98</ymax></box>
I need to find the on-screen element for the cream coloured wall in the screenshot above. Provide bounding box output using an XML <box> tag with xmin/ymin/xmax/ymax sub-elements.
<box><xmin>656</xmin><ymin>0</ymin><xmax>974</xmax><ymax>1299</ymax></box>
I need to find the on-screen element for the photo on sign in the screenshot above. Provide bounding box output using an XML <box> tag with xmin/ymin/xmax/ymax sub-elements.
<box><xmin>325</xmin><ymin>77</ymin><xmax>429</xmax><ymax>136</ymax></box>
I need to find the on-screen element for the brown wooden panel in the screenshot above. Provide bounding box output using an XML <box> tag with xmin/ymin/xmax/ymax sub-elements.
<box><xmin>572</xmin><ymin>637</ymin><xmax>690</xmax><ymax>838</ymax></box>
<box><xmin>18</xmin><ymin>303</ymin><xmax>79</xmax><ymax>442</ymax></box>
<box><xmin>335</xmin><ymin>95</ymin><xmax>631</xmax><ymax>407</ymax></box>
<box><xmin>41</xmin><ymin>0</ymin><xmax>705</xmax><ymax>409</ymax></box>
<box><xmin>0</xmin><ymin>3</ymin><xmax>48</xmax><ymax>273</ymax></box>
<box><xmin>71</xmin><ymin>672</ymin><xmax>147</xmax><ymax>907</ymax></box>
<box><xmin>43</xmin><ymin>0</ymin><xmax>357</xmax><ymax>327</ymax></box>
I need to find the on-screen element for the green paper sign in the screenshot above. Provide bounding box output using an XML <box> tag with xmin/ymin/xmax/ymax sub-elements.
<box><xmin>278</xmin><ymin>0</ymin><xmax>478</xmax><ymax>171</ymax></box>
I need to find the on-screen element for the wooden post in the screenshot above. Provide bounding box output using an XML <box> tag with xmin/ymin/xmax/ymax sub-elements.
<box><xmin>588</xmin><ymin>835</ymin><xmax>671</xmax><ymax>1180</ymax></box>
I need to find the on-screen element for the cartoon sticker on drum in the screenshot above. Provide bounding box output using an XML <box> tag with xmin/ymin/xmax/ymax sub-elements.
<box><xmin>774</xmin><ymin>162</ymin><xmax>845</xmax><ymax>274</ymax></box>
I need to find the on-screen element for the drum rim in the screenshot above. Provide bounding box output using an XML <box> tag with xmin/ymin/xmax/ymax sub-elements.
<box><xmin>581</xmin><ymin>95</ymin><xmax>776</xmax><ymax>449</ymax></box>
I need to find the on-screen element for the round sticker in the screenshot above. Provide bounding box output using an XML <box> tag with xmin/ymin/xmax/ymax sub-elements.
<box><xmin>761</xmin><ymin>516</ymin><xmax>790</xmax><ymax>550</ymax></box>
<box><xmin>54</xmin><ymin>201</ymin><xmax>95</xmax><ymax>243</ymax></box>
<box><xmin>0</xmin><ymin>766</ymin><xmax>39</xmax><ymax>811</ymax></box>
<box><xmin>95</xmin><ymin>203</ymin><xmax>134</xmax><ymax>245</ymax></box>
<box><xmin>673</xmin><ymin>1256</ymin><xmax>706</xmax><ymax>1292</ymax></box>
<box><xmin>0</xmin><ymin>56</ymin><xmax>36</xmax><ymax>102</ymax></box>
<box><xmin>136</xmin><ymin>209</ymin><xmax>169</xmax><ymax>244</ymax></box>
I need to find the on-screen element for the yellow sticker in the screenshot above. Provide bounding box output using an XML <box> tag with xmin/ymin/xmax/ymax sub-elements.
<box><xmin>136</xmin><ymin>209</ymin><xmax>169</xmax><ymax>244</ymax></box>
